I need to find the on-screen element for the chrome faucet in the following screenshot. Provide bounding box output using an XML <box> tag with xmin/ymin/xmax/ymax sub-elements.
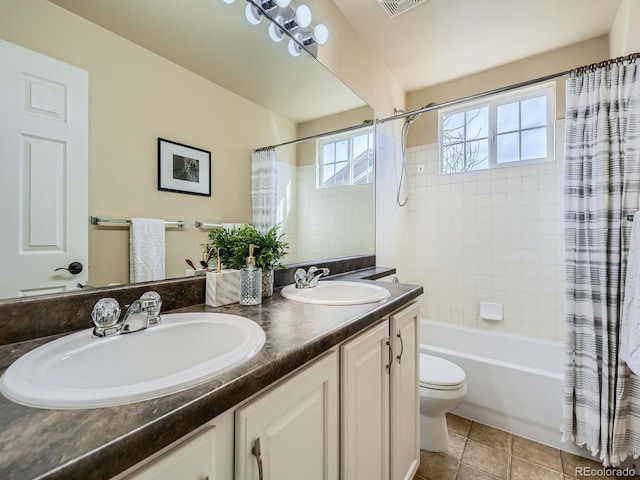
<box><xmin>121</xmin><ymin>291</ymin><xmax>162</xmax><ymax>333</ymax></box>
<box><xmin>91</xmin><ymin>291</ymin><xmax>162</xmax><ymax>337</ymax></box>
<box><xmin>294</xmin><ymin>266</ymin><xmax>330</xmax><ymax>289</ymax></box>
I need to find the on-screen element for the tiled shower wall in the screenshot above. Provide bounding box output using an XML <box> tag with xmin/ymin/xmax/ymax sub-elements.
<box><xmin>276</xmin><ymin>161</ymin><xmax>298</xmax><ymax>262</ymax></box>
<box><xmin>277</xmin><ymin>162</ymin><xmax>374</xmax><ymax>264</ymax></box>
<box><xmin>400</xmin><ymin>121</ymin><xmax>566</xmax><ymax>341</ymax></box>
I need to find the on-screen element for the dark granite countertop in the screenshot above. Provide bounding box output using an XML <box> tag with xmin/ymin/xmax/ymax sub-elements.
<box><xmin>0</xmin><ymin>269</ymin><xmax>422</xmax><ymax>480</ymax></box>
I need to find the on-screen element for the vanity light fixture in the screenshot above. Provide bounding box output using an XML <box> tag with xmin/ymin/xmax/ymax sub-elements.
<box><xmin>301</xmin><ymin>24</ymin><xmax>329</xmax><ymax>46</ymax></box>
<box><xmin>283</xmin><ymin>4</ymin><xmax>312</xmax><ymax>30</ymax></box>
<box><xmin>287</xmin><ymin>38</ymin><xmax>302</xmax><ymax>56</ymax></box>
<box><xmin>245</xmin><ymin>3</ymin><xmax>263</xmax><ymax>24</ymax></box>
<box><xmin>223</xmin><ymin>0</ymin><xmax>329</xmax><ymax>57</ymax></box>
<box><xmin>261</xmin><ymin>0</ymin><xmax>290</xmax><ymax>10</ymax></box>
<box><xmin>268</xmin><ymin>20</ymin><xmax>285</xmax><ymax>42</ymax></box>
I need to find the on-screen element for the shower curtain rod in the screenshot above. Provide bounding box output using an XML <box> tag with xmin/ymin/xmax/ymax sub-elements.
<box><xmin>254</xmin><ymin>52</ymin><xmax>639</xmax><ymax>150</ymax></box>
<box><xmin>377</xmin><ymin>52</ymin><xmax>640</xmax><ymax>125</ymax></box>
<box><xmin>377</xmin><ymin>70</ymin><xmax>571</xmax><ymax>124</ymax></box>
<box><xmin>254</xmin><ymin>121</ymin><xmax>374</xmax><ymax>152</ymax></box>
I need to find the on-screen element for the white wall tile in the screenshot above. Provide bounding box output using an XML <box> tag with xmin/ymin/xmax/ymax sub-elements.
<box><xmin>398</xmin><ymin>141</ymin><xmax>565</xmax><ymax>341</ymax></box>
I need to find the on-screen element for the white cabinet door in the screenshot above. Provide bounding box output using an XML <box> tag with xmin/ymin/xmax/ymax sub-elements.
<box><xmin>340</xmin><ymin>302</ymin><xmax>420</xmax><ymax>480</ymax></box>
<box><xmin>235</xmin><ymin>351</ymin><xmax>339</xmax><ymax>480</ymax></box>
<box><xmin>340</xmin><ymin>320</ymin><xmax>390</xmax><ymax>480</ymax></box>
<box><xmin>390</xmin><ymin>303</ymin><xmax>420</xmax><ymax>480</ymax></box>
<box><xmin>0</xmin><ymin>39</ymin><xmax>88</xmax><ymax>299</ymax></box>
<box><xmin>125</xmin><ymin>427</ymin><xmax>216</xmax><ymax>480</ymax></box>
<box><xmin>113</xmin><ymin>410</ymin><xmax>234</xmax><ymax>480</ymax></box>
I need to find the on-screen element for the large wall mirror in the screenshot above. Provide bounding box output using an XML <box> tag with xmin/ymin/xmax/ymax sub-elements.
<box><xmin>0</xmin><ymin>0</ymin><xmax>374</xmax><ymax>300</ymax></box>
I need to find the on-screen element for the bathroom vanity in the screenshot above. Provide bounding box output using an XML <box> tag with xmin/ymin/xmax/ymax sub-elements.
<box><xmin>0</xmin><ymin>266</ymin><xmax>422</xmax><ymax>480</ymax></box>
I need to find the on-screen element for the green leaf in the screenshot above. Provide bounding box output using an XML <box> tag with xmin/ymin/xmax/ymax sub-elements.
<box><xmin>207</xmin><ymin>223</ymin><xmax>288</xmax><ymax>270</ymax></box>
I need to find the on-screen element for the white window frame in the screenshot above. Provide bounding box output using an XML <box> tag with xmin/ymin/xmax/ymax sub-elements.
<box><xmin>316</xmin><ymin>127</ymin><xmax>374</xmax><ymax>188</ymax></box>
<box><xmin>438</xmin><ymin>83</ymin><xmax>556</xmax><ymax>174</ymax></box>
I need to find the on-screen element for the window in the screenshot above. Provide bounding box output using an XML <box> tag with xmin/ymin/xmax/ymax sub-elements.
<box><xmin>318</xmin><ymin>129</ymin><xmax>374</xmax><ymax>187</ymax></box>
<box><xmin>439</xmin><ymin>84</ymin><xmax>555</xmax><ymax>174</ymax></box>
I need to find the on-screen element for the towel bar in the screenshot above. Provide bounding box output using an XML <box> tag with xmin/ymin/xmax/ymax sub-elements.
<box><xmin>195</xmin><ymin>221</ymin><xmax>223</xmax><ymax>229</ymax></box>
<box><xmin>90</xmin><ymin>216</ymin><xmax>185</xmax><ymax>228</ymax></box>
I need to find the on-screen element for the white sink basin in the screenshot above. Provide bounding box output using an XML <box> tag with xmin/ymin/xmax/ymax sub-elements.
<box><xmin>281</xmin><ymin>280</ymin><xmax>390</xmax><ymax>305</ymax></box>
<box><xmin>0</xmin><ymin>312</ymin><xmax>265</xmax><ymax>409</ymax></box>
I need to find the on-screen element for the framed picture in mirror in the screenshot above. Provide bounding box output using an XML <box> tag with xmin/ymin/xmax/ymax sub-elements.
<box><xmin>157</xmin><ymin>137</ymin><xmax>211</xmax><ymax>196</ymax></box>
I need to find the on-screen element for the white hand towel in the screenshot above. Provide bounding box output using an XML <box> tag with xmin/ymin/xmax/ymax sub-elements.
<box><xmin>129</xmin><ymin>218</ymin><xmax>166</xmax><ymax>283</ymax></box>
<box><xmin>621</xmin><ymin>212</ymin><xmax>640</xmax><ymax>375</ymax></box>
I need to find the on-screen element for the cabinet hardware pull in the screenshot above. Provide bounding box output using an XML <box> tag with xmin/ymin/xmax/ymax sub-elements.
<box><xmin>386</xmin><ymin>339</ymin><xmax>393</xmax><ymax>372</ymax></box>
<box><xmin>396</xmin><ymin>331</ymin><xmax>404</xmax><ymax>364</ymax></box>
<box><xmin>252</xmin><ymin>437</ymin><xmax>264</xmax><ymax>480</ymax></box>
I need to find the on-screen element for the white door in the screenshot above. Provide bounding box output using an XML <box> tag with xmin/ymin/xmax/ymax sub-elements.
<box><xmin>341</xmin><ymin>320</ymin><xmax>390</xmax><ymax>480</ymax></box>
<box><xmin>235</xmin><ymin>351</ymin><xmax>339</xmax><ymax>480</ymax></box>
<box><xmin>0</xmin><ymin>39</ymin><xmax>88</xmax><ymax>298</ymax></box>
<box><xmin>390</xmin><ymin>303</ymin><xmax>420</xmax><ymax>480</ymax></box>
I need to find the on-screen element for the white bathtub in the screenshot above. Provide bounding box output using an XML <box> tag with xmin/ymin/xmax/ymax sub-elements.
<box><xmin>420</xmin><ymin>319</ymin><xmax>583</xmax><ymax>454</ymax></box>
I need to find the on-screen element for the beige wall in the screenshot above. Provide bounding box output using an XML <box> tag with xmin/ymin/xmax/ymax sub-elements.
<box><xmin>610</xmin><ymin>0</ymin><xmax>640</xmax><ymax>57</ymax></box>
<box><xmin>405</xmin><ymin>36</ymin><xmax>610</xmax><ymax>147</ymax></box>
<box><xmin>0</xmin><ymin>0</ymin><xmax>297</xmax><ymax>286</ymax></box>
<box><xmin>301</xmin><ymin>0</ymin><xmax>407</xmax><ymax>274</ymax></box>
<box><xmin>307</xmin><ymin>0</ymin><xmax>405</xmax><ymax>118</ymax></box>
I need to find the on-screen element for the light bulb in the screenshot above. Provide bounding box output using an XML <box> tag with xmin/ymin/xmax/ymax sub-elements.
<box><xmin>295</xmin><ymin>5</ymin><xmax>312</xmax><ymax>28</ymax></box>
<box><xmin>222</xmin><ymin>0</ymin><xmax>235</xmax><ymax>3</ymax></box>
<box><xmin>288</xmin><ymin>38</ymin><xmax>302</xmax><ymax>57</ymax></box>
<box><xmin>245</xmin><ymin>3</ymin><xmax>263</xmax><ymax>25</ymax></box>
<box><xmin>269</xmin><ymin>20</ymin><xmax>285</xmax><ymax>42</ymax></box>
<box><xmin>313</xmin><ymin>24</ymin><xmax>329</xmax><ymax>45</ymax></box>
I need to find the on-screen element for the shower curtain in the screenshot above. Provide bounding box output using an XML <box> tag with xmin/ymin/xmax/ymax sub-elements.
<box><xmin>562</xmin><ymin>56</ymin><xmax>640</xmax><ymax>466</ymax></box>
<box><xmin>251</xmin><ymin>148</ymin><xmax>277</xmax><ymax>233</ymax></box>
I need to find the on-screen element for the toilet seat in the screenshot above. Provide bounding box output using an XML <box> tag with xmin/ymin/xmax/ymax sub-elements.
<box><xmin>419</xmin><ymin>354</ymin><xmax>465</xmax><ymax>391</ymax></box>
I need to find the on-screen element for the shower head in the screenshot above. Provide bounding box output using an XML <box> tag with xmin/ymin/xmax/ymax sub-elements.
<box><xmin>404</xmin><ymin>102</ymin><xmax>436</xmax><ymax>125</ymax></box>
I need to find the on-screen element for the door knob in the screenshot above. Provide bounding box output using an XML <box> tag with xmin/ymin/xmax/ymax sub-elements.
<box><xmin>55</xmin><ymin>262</ymin><xmax>83</xmax><ymax>275</ymax></box>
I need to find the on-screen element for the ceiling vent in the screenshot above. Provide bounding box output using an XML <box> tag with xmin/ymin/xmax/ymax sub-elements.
<box><xmin>377</xmin><ymin>0</ymin><xmax>430</xmax><ymax>18</ymax></box>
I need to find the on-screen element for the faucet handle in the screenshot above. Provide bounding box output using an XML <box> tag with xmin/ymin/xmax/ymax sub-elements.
<box><xmin>140</xmin><ymin>291</ymin><xmax>162</xmax><ymax>326</ymax></box>
<box><xmin>294</xmin><ymin>269</ymin><xmax>307</xmax><ymax>289</ymax></box>
<box><xmin>91</xmin><ymin>298</ymin><xmax>121</xmax><ymax>337</ymax></box>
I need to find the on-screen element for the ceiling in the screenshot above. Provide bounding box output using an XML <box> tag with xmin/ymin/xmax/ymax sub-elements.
<box><xmin>332</xmin><ymin>0</ymin><xmax>623</xmax><ymax>92</ymax></box>
<box><xmin>47</xmin><ymin>0</ymin><xmax>624</xmax><ymax>113</ymax></box>
<box><xmin>46</xmin><ymin>0</ymin><xmax>367</xmax><ymax>123</ymax></box>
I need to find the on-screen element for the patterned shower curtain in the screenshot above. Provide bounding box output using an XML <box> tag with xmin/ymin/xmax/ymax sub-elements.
<box><xmin>251</xmin><ymin>148</ymin><xmax>277</xmax><ymax>233</ymax></box>
<box><xmin>562</xmin><ymin>56</ymin><xmax>640</xmax><ymax>466</ymax></box>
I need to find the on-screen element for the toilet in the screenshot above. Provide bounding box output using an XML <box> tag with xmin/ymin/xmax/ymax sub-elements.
<box><xmin>419</xmin><ymin>353</ymin><xmax>467</xmax><ymax>452</ymax></box>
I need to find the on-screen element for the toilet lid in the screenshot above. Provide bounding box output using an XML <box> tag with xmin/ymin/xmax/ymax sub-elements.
<box><xmin>419</xmin><ymin>354</ymin><xmax>465</xmax><ymax>389</ymax></box>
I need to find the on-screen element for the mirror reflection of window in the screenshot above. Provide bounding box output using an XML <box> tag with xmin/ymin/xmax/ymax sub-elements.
<box><xmin>318</xmin><ymin>129</ymin><xmax>374</xmax><ymax>187</ymax></box>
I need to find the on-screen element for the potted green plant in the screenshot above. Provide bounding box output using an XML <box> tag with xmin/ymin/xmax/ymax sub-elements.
<box><xmin>208</xmin><ymin>224</ymin><xmax>288</xmax><ymax>297</ymax></box>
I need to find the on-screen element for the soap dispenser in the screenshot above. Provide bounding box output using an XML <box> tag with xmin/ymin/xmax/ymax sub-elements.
<box><xmin>240</xmin><ymin>244</ymin><xmax>262</xmax><ymax>305</ymax></box>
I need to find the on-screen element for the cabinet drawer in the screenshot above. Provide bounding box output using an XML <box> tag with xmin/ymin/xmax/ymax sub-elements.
<box><xmin>124</xmin><ymin>427</ymin><xmax>215</xmax><ymax>480</ymax></box>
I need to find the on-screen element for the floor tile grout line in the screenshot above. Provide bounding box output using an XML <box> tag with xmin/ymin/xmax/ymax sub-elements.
<box><xmin>454</xmin><ymin>435</ymin><xmax>467</xmax><ymax>480</ymax></box>
<box><xmin>422</xmin><ymin>415</ymin><xmax>632</xmax><ymax>480</ymax></box>
<box><xmin>507</xmin><ymin>434</ymin><xmax>513</xmax><ymax>480</ymax></box>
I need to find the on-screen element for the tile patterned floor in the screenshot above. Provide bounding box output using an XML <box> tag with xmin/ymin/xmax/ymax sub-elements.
<box><xmin>413</xmin><ymin>414</ymin><xmax>640</xmax><ymax>480</ymax></box>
